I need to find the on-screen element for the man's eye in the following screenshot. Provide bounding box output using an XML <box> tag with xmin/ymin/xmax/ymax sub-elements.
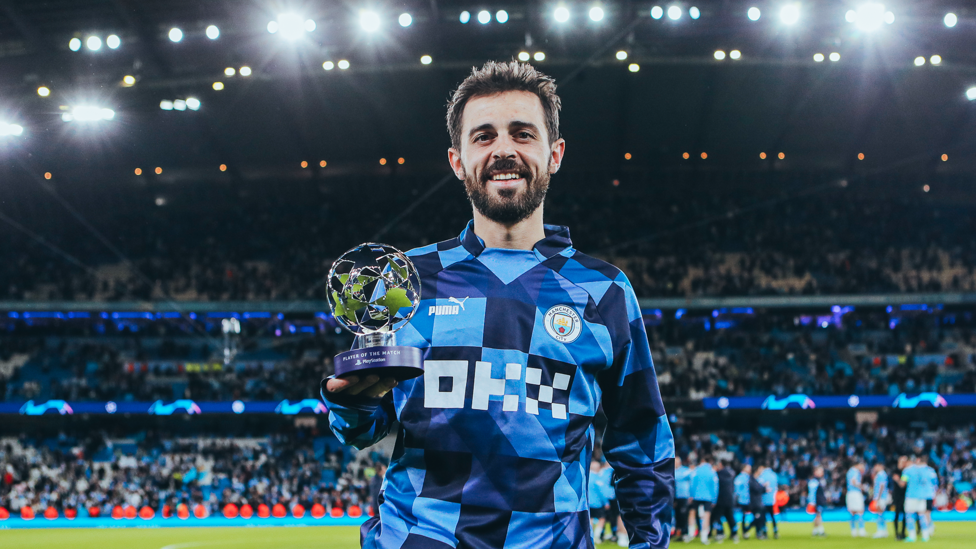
<box><xmin>475</xmin><ymin>135</ymin><xmax>490</xmax><ymax>142</ymax></box>
<box><xmin>518</xmin><ymin>132</ymin><xmax>532</xmax><ymax>138</ymax></box>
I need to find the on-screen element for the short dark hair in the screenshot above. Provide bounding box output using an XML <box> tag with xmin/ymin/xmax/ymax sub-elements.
<box><xmin>446</xmin><ymin>60</ymin><xmax>561</xmax><ymax>151</ymax></box>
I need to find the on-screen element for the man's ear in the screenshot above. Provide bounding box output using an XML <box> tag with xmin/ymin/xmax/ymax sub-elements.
<box><xmin>549</xmin><ymin>138</ymin><xmax>566</xmax><ymax>174</ymax></box>
<box><xmin>447</xmin><ymin>148</ymin><xmax>464</xmax><ymax>180</ymax></box>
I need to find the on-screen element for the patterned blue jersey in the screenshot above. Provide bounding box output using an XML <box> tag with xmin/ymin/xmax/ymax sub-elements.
<box><xmin>323</xmin><ymin>223</ymin><xmax>675</xmax><ymax>549</ymax></box>
<box><xmin>874</xmin><ymin>470</ymin><xmax>889</xmax><ymax>501</ymax></box>
<box><xmin>733</xmin><ymin>472</ymin><xmax>751</xmax><ymax>505</ymax></box>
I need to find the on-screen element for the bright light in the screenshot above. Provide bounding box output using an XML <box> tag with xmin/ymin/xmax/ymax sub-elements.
<box><xmin>554</xmin><ymin>6</ymin><xmax>570</xmax><ymax>23</ymax></box>
<box><xmin>845</xmin><ymin>10</ymin><xmax>856</xmax><ymax>23</ymax></box>
<box><xmin>690</xmin><ymin>7</ymin><xmax>701</xmax><ymax>20</ymax></box>
<box><xmin>399</xmin><ymin>13</ymin><xmax>413</xmax><ymax>27</ymax></box>
<box><xmin>914</xmin><ymin>56</ymin><xmax>925</xmax><ymax>66</ymax></box>
<box><xmin>122</xmin><ymin>75</ymin><xmax>135</xmax><ymax>86</ymax></box>
<box><xmin>930</xmin><ymin>55</ymin><xmax>942</xmax><ymax>65</ymax></box>
<box><xmin>747</xmin><ymin>7</ymin><xmax>761</xmax><ymax>21</ymax></box>
<box><xmin>780</xmin><ymin>4</ymin><xmax>800</xmax><ymax>25</ymax></box>
<box><xmin>86</xmin><ymin>36</ymin><xmax>102</xmax><ymax>51</ymax></box>
<box><xmin>37</xmin><ymin>86</ymin><xmax>50</xmax><ymax>97</ymax></box>
<box><xmin>829</xmin><ymin>52</ymin><xmax>841</xmax><ymax>62</ymax></box>
<box><xmin>589</xmin><ymin>7</ymin><xmax>604</xmax><ymax>22</ymax></box>
<box><xmin>360</xmin><ymin>11</ymin><xmax>381</xmax><ymax>32</ymax></box>
<box><xmin>160</xmin><ymin>100</ymin><xmax>174</xmax><ymax>110</ymax></box>
<box><xmin>534</xmin><ymin>51</ymin><xmax>545</xmax><ymax>61</ymax></box>
<box><xmin>322</xmin><ymin>61</ymin><xmax>334</xmax><ymax>70</ymax></box>
<box><xmin>224</xmin><ymin>67</ymin><xmax>235</xmax><ymax>76</ymax></box>
<box><xmin>69</xmin><ymin>38</ymin><xmax>81</xmax><ymax>51</ymax></box>
<box><xmin>651</xmin><ymin>6</ymin><xmax>664</xmax><ymax>20</ymax></box>
<box><xmin>714</xmin><ymin>50</ymin><xmax>726</xmax><ymax>60</ymax></box>
<box><xmin>730</xmin><ymin>49</ymin><xmax>741</xmax><ymax>60</ymax></box>
<box><xmin>174</xmin><ymin>99</ymin><xmax>186</xmax><ymax>111</ymax></box>
<box><xmin>518</xmin><ymin>51</ymin><xmax>530</xmax><ymax>61</ymax></box>
<box><xmin>206</xmin><ymin>25</ymin><xmax>219</xmax><ymax>39</ymax></box>
<box><xmin>168</xmin><ymin>28</ymin><xmax>183</xmax><ymax>42</ymax></box>
<box><xmin>267</xmin><ymin>21</ymin><xmax>278</xmax><ymax>33</ymax></box>
<box><xmin>63</xmin><ymin>106</ymin><xmax>115</xmax><ymax>122</ymax></box>
<box><xmin>497</xmin><ymin>10</ymin><xmax>509</xmax><ymax>23</ymax></box>
<box><xmin>305</xmin><ymin>20</ymin><xmax>316</xmax><ymax>32</ymax></box>
<box><xmin>628</xmin><ymin>63</ymin><xmax>640</xmax><ymax>72</ymax></box>
<box><xmin>106</xmin><ymin>35</ymin><xmax>121</xmax><ymax>49</ymax></box>
<box><xmin>813</xmin><ymin>53</ymin><xmax>824</xmax><ymax>62</ymax></box>
<box><xmin>0</xmin><ymin>122</ymin><xmax>24</xmax><ymax>137</ymax></box>
<box><xmin>460</xmin><ymin>11</ymin><xmax>470</xmax><ymax>24</ymax></box>
<box><xmin>420</xmin><ymin>55</ymin><xmax>432</xmax><ymax>65</ymax></box>
<box><xmin>186</xmin><ymin>97</ymin><xmax>201</xmax><ymax>111</ymax></box>
<box><xmin>212</xmin><ymin>81</ymin><xmax>224</xmax><ymax>90</ymax></box>
<box><xmin>885</xmin><ymin>11</ymin><xmax>894</xmax><ymax>24</ymax></box>
<box><xmin>478</xmin><ymin>10</ymin><xmax>491</xmax><ymax>24</ymax></box>
<box><xmin>239</xmin><ymin>66</ymin><xmax>252</xmax><ymax>76</ymax></box>
<box><xmin>337</xmin><ymin>59</ymin><xmax>350</xmax><ymax>69</ymax></box>
<box><xmin>616</xmin><ymin>50</ymin><xmax>628</xmax><ymax>60</ymax></box>
<box><xmin>944</xmin><ymin>13</ymin><xmax>957</xmax><ymax>28</ymax></box>
<box><xmin>276</xmin><ymin>14</ymin><xmax>309</xmax><ymax>39</ymax></box>
<box><xmin>854</xmin><ymin>3</ymin><xmax>886</xmax><ymax>32</ymax></box>
<box><xmin>966</xmin><ymin>87</ymin><xmax>976</xmax><ymax>101</ymax></box>
<box><xmin>667</xmin><ymin>6</ymin><xmax>682</xmax><ymax>20</ymax></box>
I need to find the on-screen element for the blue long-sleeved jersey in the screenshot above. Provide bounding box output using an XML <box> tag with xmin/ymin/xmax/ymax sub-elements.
<box><xmin>690</xmin><ymin>464</ymin><xmax>718</xmax><ymax>504</ymax></box>
<box><xmin>733</xmin><ymin>472</ymin><xmax>751</xmax><ymax>505</ymax></box>
<box><xmin>323</xmin><ymin>222</ymin><xmax>675</xmax><ymax>549</ymax></box>
<box><xmin>759</xmin><ymin>468</ymin><xmax>778</xmax><ymax>506</ymax></box>
<box><xmin>676</xmin><ymin>466</ymin><xmax>693</xmax><ymax>499</ymax></box>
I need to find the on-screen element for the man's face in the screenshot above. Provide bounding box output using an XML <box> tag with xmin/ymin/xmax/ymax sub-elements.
<box><xmin>449</xmin><ymin>91</ymin><xmax>565</xmax><ymax>225</ymax></box>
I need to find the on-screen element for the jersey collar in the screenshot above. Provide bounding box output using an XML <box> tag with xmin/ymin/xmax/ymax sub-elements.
<box><xmin>459</xmin><ymin>220</ymin><xmax>573</xmax><ymax>261</ymax></box>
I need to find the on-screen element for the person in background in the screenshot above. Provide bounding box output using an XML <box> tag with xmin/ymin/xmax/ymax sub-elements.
<box><xmin>674</xmin><ymin>456</ymin><xmax>693</xmax><ymax>541</ymax></box>
<box><xmin>758</xmin><ymin>461</ymin><xmax>779</xmax><ymax>539</ymax></box>
<box><xmin>749</xmin><ymin>466</ymin><xmax>768</xmax><ymax>540</ymax></box>
<box><xmin>370</xmin><ymin>462</ymin><xmax>387</xmax><ymax>516</ymax></box>
<box><xmin>734</xmin><ymin>464</ymin><xmax>753</xmax><ymax>540</ymax></box>
<box><xmin>601</xmin><ymin>460</ymin><xmax>628</xmax><ymax>547</ymax></box>
<box><xmin>902</xmin><ymin>455</ymin><xmax>930</xmax><ymax>543</ymax></box>
<box><xmin>689</xmin><ymin>454</ymin><xmax>719</xmax><ymax>545</ymax></box>
<box><xmin>712</xmin><ymin>459</ymin><xmax>737</xmax><ymax>543</ymax></box>
<box><xmin>871</xmin><ymin>463</ymin><xmax>890</xmax><ymax>538</ymax></box>
<box><xmin>807</xmin><ymin>465</ymin><xmax>827</xmax><ymax>537</ymax></box>
<box><xmin>589</xmin><ymin>460</ymin><xmax>611</xmax><ymax>543</ymax></box>
<box><xmin>921</xmin><ymin>459</ymin><xmax>939</xmax><ymax>539</ymax></box>
<box><xmin>892</xmin><ymin>455</ymin><xmax>909</xmax><ymax>540</ymax></box>
<box><xmin>846</xmin><ymin>460</ymin><xmax>868</xmax><ymax>537</ymax></box>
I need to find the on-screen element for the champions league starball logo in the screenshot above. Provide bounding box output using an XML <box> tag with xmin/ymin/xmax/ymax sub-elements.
<box><xmin>327</xmin><ymin>243</ymin><xmax>421</xmax><ymax>336</ymax></box>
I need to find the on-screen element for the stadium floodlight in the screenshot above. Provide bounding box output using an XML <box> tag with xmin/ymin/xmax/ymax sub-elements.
<box><xmin>780</xmin><ymin>4</ymin><xmax>800</xmax><ymax>25</ymax></box>
<box><xmin>554</xmin><ymin>6</ymin><xmax>570</xmax><ymax>23</ymax></box>
<box><xmin>106</xmin><ymin>34</ymin><xmax>121</xmax><ymax>49</ymax></box>
<box><xmin>206</xmin><ymin>25</ymin><xmax>219</xmax><ymax>39</ymax></box>
<box><xmin>616</xmin><ymin>50</ymin><xmax>628</xmax><ymax>60</ymax></box>
<box><xmin>174</xmin><ymin>99</ymin><xmax>187</xmax><ymax>111</ymax></box>
<box><xmin>122</xmin><ymin>75</ymin><xmax>136</xmax><ymax>86</ymax></box>
<box><xmin>667</xmin><ymin>5</ymin><xmax>682</xmax><ymax>20</ymax></box>
<box><xmin>160</xmin><ymin>100</ymin><xmax>174</xmax><ymax>110</ymax></box>
<box><xmin>224</xmin><ymin>67</ymin><xmax>235</xmax><ymax>76</ymax></box>
<box><xmin>62</xmin><ymin>106</ymin><xmax>115</xmax><ymax>122</ymax></box>
<box><xmin>930</xmin><ymin>55</ymin><xmax>941</xmax><ymax>65</ymax></box>
<box><xmin>322</xmin><ymin>61</ymin><xmax>334</xmax><ymax>70</ymax></box>
<box><xmin>829</xmin><ymin>52</ymin><xmax>841</xmax><ymax>62</ymax></box>
<box><xmin>239</xmin><ymin>66</ymin><xmax>252</xmax><ymax>76</ymax></box>
<box><xmin>0</xmin><ymin>122</ymin><xmax>24</xmax><ymax>137</ymax></box>
<box><xmin>747</xmin><ymin>7</ymin><xmax>761</xmax><ymax>21</ymax></box>
<box><xmin>496</xmin><ymin>10</ymin><xmax>509</xmax><ymax>23</ymax></box>
<box><xmin>853</xmin><ymin>3</ymin><xmax>885</xmax><ymax>32</ymax></box>
<box><xmin>534</xmin><ymin>51</ymin><xmax>545</xmax><ymax>61</ymax></box>
<box><xmin>944</xmin><ymin>13</ymin><xmax>957</xmax><ymax>28</ymax></box>
<box><xmin>305</xmin><ymin>20</ymin><xmax>316</xmax><ymax>32</ymax></box>
<box><xmin>420</xmin><ymin>55</ymin><xmax>432</xmax><ymax>65</ymax></box>
<box><xmin>690</xmin><ymin>7</ymin><xmax>700</xmax><ymax>19</ymax></box>
<box><xmin>478</xmin><ymin>10</ymin><xmax>491</xmax><ymax>24</ymax></box>
<box><xmin>845</xmin><ymin>10</ymin><xmax>856</xmax><ymax>23</ymax></box>
<box><xmin>885</xmin><ymin>11</ymin><xmax>894</xmax><ymax>24</ymax></box>
<box><xmin>730</xmin><ymin>49</ymin><xmax>741</xmax><ymax>60</ymax></box>
<box><xmin>271</xmin><ymin>14</ymin><xmax>311</xmax><ymax>39</ymax></box>
<box><xmin>86</xmin><ymin>36</ymin><xmax>102</xmax><ymax>51</ymax></box>
<box><xmin>69</xmin><ymin>37</ymin><xmax>82</xmax><ymax>51</ymax></box>
<box><xmin>186</xmin><ymin>97</ymin><xmax>201</xmax><ymax>111</ymax></box>
<box><xmin>714</xmin><ymin>50</ymin><xmax>726</xmax><ymax>60</ymax></box>
<box><xmin>460</xmin><ymin>11</ymin><xmax>471</xmax><ymax>24</ymax></box>
<box><xmin>212</xmin><ymin>81</ymin><xmax>224</xmax><ymax>90</ymax></box>
<box><xmin>651</xmin><ymin>6</ymin><xmax>664</xmax><ymax>19</ymax></box>
<box><xmin>589</xmin><ymin>7</ymin><xmax>604</xmax><ymax>22</ymax></box>
<box><xmin>813</xmin><ymin>53</ymin><xmax>824</xmax><ymax>62</ymax></box>
<box><xmin>169</xmin><ymin>28</ymin><xmax>183</xmax><ymax>42</ymax></box>
<box><xmin>628</xmin><ymin>63</ymin><xmax>640</xmax><ymax>72</ymax></box>
<box><xmin>337</xmin><ymin>59</ymin><xmax>350</xmax><ymax>69</ymax></box>
<box><xmin>360</xmin><ymin>11</ymin><xmax>381</xmax><ymax>32</ymax></box>
<box><xmin>518</xmin><ymin>51</ymin><xmax>530</xmax><ymax>61</ymax></box>
<box><xmin>914</xmin><ymin>56</ymin><xmax>925</xmax><ymax>66</ymax></box>
<box><xmin>399</xmin><ymin>13</ymin><xmax>412</xmax><ymax>27</ymax></box>
<box><xmin>37</xmin><ymin>86</ymin><xmax>50</xmax><ymax>96</ymax></box>
<box><xmin>966</xmin><ymin>87</ymin><xmax>976</xmax><ymax>101</ymax></box>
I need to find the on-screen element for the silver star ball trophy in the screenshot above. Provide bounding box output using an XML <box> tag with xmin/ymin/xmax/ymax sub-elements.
<box><xmin>326</xmin><ymin>243</ymin><xmax>424</xmax><ymax>381</ymax></box>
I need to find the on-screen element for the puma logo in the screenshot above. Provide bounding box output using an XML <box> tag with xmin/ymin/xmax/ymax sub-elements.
<box><xmin>448</xmin><ymin>296</ymin><xmax>469</xmax><ymax>311</ymax></box>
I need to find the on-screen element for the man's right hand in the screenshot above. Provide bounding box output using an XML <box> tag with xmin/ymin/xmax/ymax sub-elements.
<box><xmin>325</xmin><ymin>375</ymin><xmax>398</xmax><ymax>399</ymax></box>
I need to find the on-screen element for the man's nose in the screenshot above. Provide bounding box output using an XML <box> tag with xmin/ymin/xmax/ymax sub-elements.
<box><xmin>491</xmin><ymin>135</ymin><xmax>517</xmax><ymax>159</ymax></box>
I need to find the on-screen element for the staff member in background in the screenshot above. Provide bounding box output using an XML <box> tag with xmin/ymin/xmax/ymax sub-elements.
<box><xmin>749</xmin><ymin>466</ymin><xmax>768</xmax><ymax>540</ymax></box>
<box><xmin>871</xmin><ymin>463</ymin><xmax>890</xmax><ymax>538</ymax></box>
<box><xmin>711</xmin><ymin>459</ymin><xmax>738</xmax><ymax>543</ymax></box>
<box><xmin>674</xmin><ymin>456</ymin><xmax>693</xmax><ymax>541</ymax></box>
<box><xmin>758</xmin><ymin>462</ymin><xmax>779</xmax><ymax>539</ymax></box>
<box><xmin>892</xmin><ymin>455</ymin><xmax>909</xmax><ymax>540</ymax></box>
<box><xmin>689</xmin><ymin>455</ymin><xmax>719</xmax><ymax>545</ymax></box>
<box><xmin>734</xmin><ymin>464</ymin><xmax>753</xmax><ymax>540</ymax></box>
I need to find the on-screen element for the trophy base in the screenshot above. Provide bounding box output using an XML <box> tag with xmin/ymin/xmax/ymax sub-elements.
<box><xmin>334</xmin><ymin>346</ymin><xmax>424</xmax><ymax>381</ymax></box>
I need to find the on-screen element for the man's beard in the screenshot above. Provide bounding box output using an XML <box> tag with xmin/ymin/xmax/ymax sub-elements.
<box><xmin>463</xmin><ymin>157</ymin><xmax>550</xmax><ymax>225</ymax></box>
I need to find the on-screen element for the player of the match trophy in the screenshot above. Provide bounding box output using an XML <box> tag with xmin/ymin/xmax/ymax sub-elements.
<box><xmin>326</xmin><ymin>243</ymin><xmax>424</xmax><ymax>381</ymax></box>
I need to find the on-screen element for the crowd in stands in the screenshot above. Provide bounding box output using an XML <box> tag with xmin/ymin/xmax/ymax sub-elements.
<box><xmin>0</xmin><ymin>429</ymin><xmax>385</xmax><ymax>519</ymax></box>
<box><xmin>2</xmin><ymin>175</ymin><xmax>976</xmax><ymax>301</ymax></box>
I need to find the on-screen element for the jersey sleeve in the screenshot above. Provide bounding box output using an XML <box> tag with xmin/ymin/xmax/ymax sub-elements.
<box><xmin>596</xmin><ymin>272</ymin><xmax>675</xmax><ymax>549</ymax></box>
<box><xmin>320</xmin><ymin>380</ymin><xmax>397</xmax><ymax>449</ymax></box>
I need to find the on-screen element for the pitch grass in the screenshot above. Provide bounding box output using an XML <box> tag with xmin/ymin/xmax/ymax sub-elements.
<box><xmin>0</xmin><ymin>522</ymin><xmax>973</xmax><ymax>549</ymax></box>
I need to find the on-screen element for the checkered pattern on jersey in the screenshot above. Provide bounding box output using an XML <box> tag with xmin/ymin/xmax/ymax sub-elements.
<box><xmin>323</xmin><ymin>221</ymin><xmax>675</xmax><ymax>549</ymax></box>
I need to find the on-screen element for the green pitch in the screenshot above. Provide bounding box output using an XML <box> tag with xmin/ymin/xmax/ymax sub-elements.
<box><xmin>1</xmin><ymin>522</ymin><xmax>972</xmax><ymax>549</ymax></box>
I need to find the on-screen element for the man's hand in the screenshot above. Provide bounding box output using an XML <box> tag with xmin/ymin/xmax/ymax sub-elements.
<box><xmin>325</xmin><ymin>375</ymin><xmax>398</xmax><ymax>399</ymax></box>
